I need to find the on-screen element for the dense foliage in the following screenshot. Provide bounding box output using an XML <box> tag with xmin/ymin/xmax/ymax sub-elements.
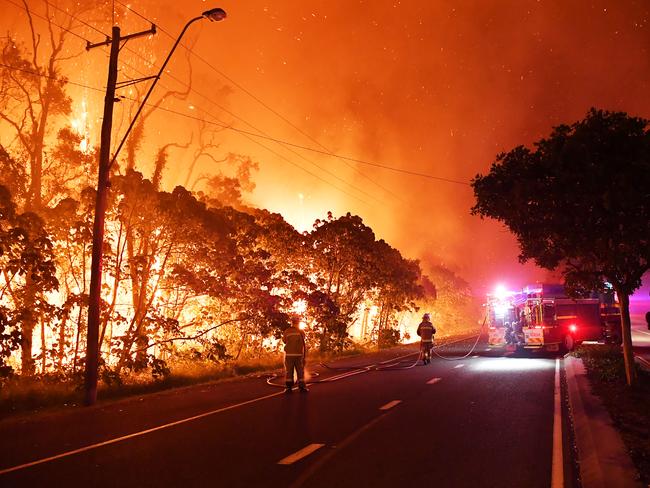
<box><xmin>0</xmin><ymin>3</ymin><xmax>475</xmax><ymax>386</ymax></box>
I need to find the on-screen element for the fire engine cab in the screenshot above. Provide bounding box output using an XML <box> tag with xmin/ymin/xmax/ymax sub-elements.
<box><xmin>487</xmin><ymin>284</ymin><xmax>622</xmax><ymax>353</ymax></box>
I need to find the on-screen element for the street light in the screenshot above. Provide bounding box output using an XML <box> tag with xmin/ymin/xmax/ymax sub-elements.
<box><xmin>110</xmin><ymin>8</ymin><xmax>227</xmax><ymax>167</ymax></box>
<box><xmin>84</xmin><ymin>7</ymin><xmax>227</xmax><ymax>406</ymax></box>
<box><xmin>204</xmin><ymin>8</ymin><xmax>227</xmax><ymax>22</ymax></box>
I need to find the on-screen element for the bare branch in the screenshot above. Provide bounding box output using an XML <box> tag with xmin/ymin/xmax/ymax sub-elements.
<box><xmin>132</xmin><ymin>317</ymin><xmax>249</xmax><ymax>353</ymax></box>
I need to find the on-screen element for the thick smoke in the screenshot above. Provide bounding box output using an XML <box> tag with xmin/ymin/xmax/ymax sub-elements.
<box><xmin>2</xmin><ymin>0</ymin><xmax>648</xmax><ymax>291</ymax></box>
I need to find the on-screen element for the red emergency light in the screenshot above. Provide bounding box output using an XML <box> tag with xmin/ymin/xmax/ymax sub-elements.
<box><xmin>569</xmin><ymin>324</ymin><xmax>578</xmax><ymax>333</ymax></box>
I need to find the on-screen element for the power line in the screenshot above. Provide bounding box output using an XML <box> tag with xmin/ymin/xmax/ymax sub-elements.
<box><xmin>2</xmin><ymin>0</ymin><xmax>91</xmax><ymax>44</ymax></box>
<box><xmin>114</xmin><ymin>61</ymin><xmax>373</xmax><ymax>205</ymax></box>
<box><xmin>0</xmin><ymin>61</ymin><xmax>104</xmax><ymax>91</ymax></box>
<box><xmin>0</xmin><ymin>60</ymin><xmax>372</xmax><ymax>205</ymax></box>
<box><xmin>140</xmin><ymin>102</ymin><xmax>471</xmax><ymax>186</ymax></box>
<box><xmin>2</xmin><ymin>2</ymin><xmax>379</xmax><ymax>204</ymax></box>
<box><xmin>16</xmin><ymin>0</ymin><xmax>384</xmax><ymax>204</ymax></box>
<box><xmin>113</xmin><ymin>0</ymin><xmax>404</xmax><ymax>200</ymax></box>
<box><xmin>0</xmin><ymin>60</ymin><xmax>470</xmax><ymax>186</ymax></box>
<box><xmin>43</xmin><ymin>0</ymin><xmax>110</xmax><ymax>38</ymax></box>
<box><xmin>7</xmin><ymin>0</ymin><xmax>468</xmax><ymax>187</ymax></box>
<box><xmin>114</xmin><ymin>48</ymin><xmax>384</xmax><ymax>204</ymax></box>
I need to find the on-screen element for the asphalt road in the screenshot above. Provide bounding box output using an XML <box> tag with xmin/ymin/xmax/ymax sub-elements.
<box><xmin>0</xmin><ymin>336</ymin><xmax>569</xmax><ymax>488</ymax></box>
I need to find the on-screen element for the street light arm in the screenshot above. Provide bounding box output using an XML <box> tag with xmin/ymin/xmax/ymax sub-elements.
<box><xmin>109</xmin><ymin>15</ymin><xmax>204</xmax><ymax>169</ymax></box>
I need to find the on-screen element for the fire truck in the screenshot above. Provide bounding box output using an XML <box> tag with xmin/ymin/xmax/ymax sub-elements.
<box><xmin>487</xmin><ymin>284</ymin><xmax>622</xmax><ymax>352</ymax></box>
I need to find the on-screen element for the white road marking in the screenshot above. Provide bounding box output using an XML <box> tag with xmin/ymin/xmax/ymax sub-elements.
<box><xmin>277</xmin><ymin>443</ymin><xmax>325</xmax><ymax>465</ymax></box>
<box><xmin>426</xmin><ymin>377</ymin><xmax>442</xmax><ymax>384</ymax></box>
<box><xmin>634</xmin><ymin>329</ymin><xmax>650</xmax><ymax>337</ymax></box>
<box><xmin>322</xmin><ymin>368</ymin><xmax>370</xmax><ymax>382</ymax></box>
<box><xmin>551</xmin><ymin>358</ymin><xmax>564</xmax><ymax>488</ymax></box>
<box><xmin>0</xmin><ymin>333</ymin><xmax>482</xmax><ymax>477</ymax></box>
<box><xmin>453</xmin><ymin>364</ymin><xmax>465</xmax><ymax>369</ymax></box>
<box><xmin>379</xmin><ymin>400</ymin><xmax>402</xmax><ymax>410</ymax></box>
<box><xmin>0</xmin><ymin>390</ymin><xmax>285</xmax><ymax>476</ymax></box>
<box><xmin>636</xmin><ymin>356</ymin><xmax>650</xmax><ymax>368</ymax></box>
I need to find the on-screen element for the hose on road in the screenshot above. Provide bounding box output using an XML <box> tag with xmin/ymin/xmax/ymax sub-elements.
<box><xmin>266</xmin><ymin>323</ymin><xmax>489</xmax><ymax>387</ymax></box>
<box><xmin>430</xmin><ymin>317</ymin><xmax>487</xmax><ymax>361</ymax></box>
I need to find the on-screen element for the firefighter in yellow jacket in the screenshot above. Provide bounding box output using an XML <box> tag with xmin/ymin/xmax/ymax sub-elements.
<box><xmin>417</xmin><ymin>313</ymin><xmax>436</xmax><ymax>365</ymax></box>
<box><xmin>282</xmin><ymin>315</ymin><xmax>308</xmax><ymax>393</ymax></box>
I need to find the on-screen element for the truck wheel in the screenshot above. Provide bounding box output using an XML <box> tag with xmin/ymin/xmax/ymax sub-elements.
<box><xmin>562</xmin><ymin>334</ymin><xmax>575</xmax><ymax>352</ymax></box>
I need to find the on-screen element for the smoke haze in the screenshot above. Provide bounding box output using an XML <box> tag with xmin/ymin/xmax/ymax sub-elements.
<box><xmin>1</xmin><ymin>0</ymin><xmax>649</xmax><ymax>293</ymax></box>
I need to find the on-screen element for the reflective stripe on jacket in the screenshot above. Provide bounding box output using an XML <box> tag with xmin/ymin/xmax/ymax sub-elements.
<box><xmin>283</xmin><ymin>326</ymin><xmax>305</xmax><ymax>356</ymax></box>
<box><xmin>417</xmin><ymin>321</ymin><xmax>436</xmax><ymax>342</ymax></box>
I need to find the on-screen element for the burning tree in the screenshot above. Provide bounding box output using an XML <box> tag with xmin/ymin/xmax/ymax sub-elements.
<box><xmin>0</xmin><ymin>0</ymin><xmax>102</xmax><ymax>374</ymax></box>
<box><xmin>0</xmin><ymin>2</ymin><xmax>438</xmax><ymax>389</ymax></box>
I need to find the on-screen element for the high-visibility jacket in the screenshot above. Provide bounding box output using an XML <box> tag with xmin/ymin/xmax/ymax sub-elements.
<box><xmin>417</xmin><ymin>321</ymin><xmax>436</xmax><ymax>342</ymax></box>
<box><xmin>283</xmin><ymin>326</ymin><xmax>306</xmax><ymax>356</ymax></box>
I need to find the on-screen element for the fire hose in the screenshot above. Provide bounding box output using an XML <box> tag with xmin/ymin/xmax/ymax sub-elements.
<box><xmin>266</xmin><ymin>329</ymin><xmax>488</xmax><ymax>386</ymax></box>
<box><xmin>429</xmin><ymin>316</ymin><xmax>487</xmax><ymax>361</ymax></box>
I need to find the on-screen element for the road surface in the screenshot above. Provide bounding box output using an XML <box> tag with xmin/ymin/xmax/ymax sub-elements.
<box><xmin>0</xmin><ymin>336</ymin><xmax>575</xmax><ymax>488</ymax></box>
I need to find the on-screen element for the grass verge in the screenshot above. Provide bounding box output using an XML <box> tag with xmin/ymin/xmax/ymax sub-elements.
<box><xmin>574</xmin><ymin>344</ymin><xmax>650</xmax><ymax>485</ymax></box>
<box><xmin>0</xmin><ymin>344</ymin><xmax>371</xmax><ymax>419</ymax></box>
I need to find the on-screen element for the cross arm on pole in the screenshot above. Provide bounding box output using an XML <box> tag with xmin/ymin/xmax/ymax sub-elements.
<box><xmin>86</xmin><ymin>24</ymin><xmax>157</xmax><ymax>51</ymax></box>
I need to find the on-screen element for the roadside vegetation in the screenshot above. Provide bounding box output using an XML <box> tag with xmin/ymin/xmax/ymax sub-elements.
<box><xmin>0</xmin><ymin>0</ymin><xmax>484</xmax><ymax>410</ymax></box>
<box><xmin>473</xmin><ymin>109</ymin><xmax>650</xmax><ymax>386</ymax></box>
<box><xmin>575</xmin><ymin>345</ymin><xmax>650</xmax><ymax>484</ymax></box>
<box><xmin>0</xmin><ymin>343</ymin><xmax>369</xmax><ymax>417</ymax></box>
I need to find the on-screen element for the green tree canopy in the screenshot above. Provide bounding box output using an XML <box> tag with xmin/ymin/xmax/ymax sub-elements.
<box><xmin>472</xmin><ymin>108</ymin><xmax>650</xmax><ymax>385</ymax></box>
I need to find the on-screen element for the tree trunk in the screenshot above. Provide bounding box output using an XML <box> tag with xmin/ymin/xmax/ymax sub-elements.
<box><xmin>72</xmin><ymin>305</ymin><xmax>83</xmax><ymax>373</ymax></box>
<box><xmin>40</xmin><ymin>318</ymin><xmax>46</xmax><ymax>373</ymax></box>
<box><xmin>617</xmin><ymin>291</ymin><xmax>637</xmax><ymax>387</ymax></box>
<box><xmin>20</xmin><ymin>276</ymin><xmax>38</xmax><ymax>375</ymax></box>
<box><xmin>58</xmin><ymin>312</ymin><xmax>68</xmax><ymax>369</ymax></box>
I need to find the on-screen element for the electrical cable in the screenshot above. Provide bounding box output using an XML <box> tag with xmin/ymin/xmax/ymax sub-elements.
<box><xmin>24</xmin><ymin>0</ymin><xmax>383</xmax><ymax>206</ymax></box>
<box><xmin>2</xmin><ymin>0</ymin><xmax>470</xmax><ymax>187</ymax></box>
<box><xmin>43</xmin><ymin>0</ymin><xmax>110</xmax><ymax>38</ymax></box>
<box><xmin>2</xmin><ymin>0</ymin><xmax>92</xmax><ymax>44</ymax></box>
<box><xmin>0</xmin><ymin>62</ymin><xmax>104</xmax><ymax>91</ymax></box>
<box><xmin>111</xmin><ymin>39</ymin><xmax>386</xmax><ymax>204</ymax></box>
<box><xmin>111</xmin><ymin>0</ymin><xmax>469</xmax><ymax>188</ymax></box>
<box><xmin>0</xmin><ymin>57</ymin><xmax>468</xmax><ymax>201</ymax></box>
<box><xmin>114</xmin><ymin>59</ymin><xmax>373</xmax><ymax>205</ymax></box>
<box><xmin>113</xmin><ymin>0</ymin><xmax>404</xmax><ymax>201</ymax></box>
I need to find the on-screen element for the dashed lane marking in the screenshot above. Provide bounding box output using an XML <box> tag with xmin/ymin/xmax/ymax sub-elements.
<box><xmin>453</xmin><ymin>364</ymin><xmax>465</xmax><ymax>369</ymax></box>
<box><xmin>379</xmin><ymin>400</ymin><xmax>402</xmax><ymax>410</ymax></box>
<box><xmin>277</xmin><ymin>444</ymin><xmax>325</xmax><ymax>465</ymax></box>
<box><xmin>426</xmin><ymin>377</ymin><xmax>442</xmax><ymax>384</ymax></box>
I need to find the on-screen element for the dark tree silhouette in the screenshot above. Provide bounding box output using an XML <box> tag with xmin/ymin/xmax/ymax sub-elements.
<box><xmin>472</xmin><ymin>109</ymin><xmax>650</xmax><ymax>386</ymax></box>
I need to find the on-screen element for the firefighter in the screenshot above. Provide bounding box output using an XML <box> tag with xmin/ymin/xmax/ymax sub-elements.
<box><xmin>282</xmin><ymin>315</ymin><xmax>308</xmax><ymax>393</ymax></box>
<box><xmin>417</xmin><ymin>313</ymin><xmax>436</xmax><ymax>365</ymax></box>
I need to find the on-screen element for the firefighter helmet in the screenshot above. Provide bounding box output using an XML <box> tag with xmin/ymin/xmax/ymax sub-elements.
<box><xmin>423</xmin><ymin>313</ymin><xmax>431</xmax><ymax>320</ymax></box>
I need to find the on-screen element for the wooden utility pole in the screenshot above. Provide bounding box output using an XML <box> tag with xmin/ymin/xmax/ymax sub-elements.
<box><xmin>85</xmin><ymin>24</ymin><xmax>156</xmax><ymax>406</ymax></box>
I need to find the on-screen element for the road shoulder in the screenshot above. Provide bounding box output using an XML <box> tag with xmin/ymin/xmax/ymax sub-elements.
<box><xmin>565</xmin><ymin>356</ymin><xmax>642</xmax><ymax>488</ymax></box>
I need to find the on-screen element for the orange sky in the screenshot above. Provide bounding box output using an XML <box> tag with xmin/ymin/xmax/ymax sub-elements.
<box><xmin>1</xmin><ymin>0</ymin><xmax>649</xmax><ymax>293</ymax></box>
